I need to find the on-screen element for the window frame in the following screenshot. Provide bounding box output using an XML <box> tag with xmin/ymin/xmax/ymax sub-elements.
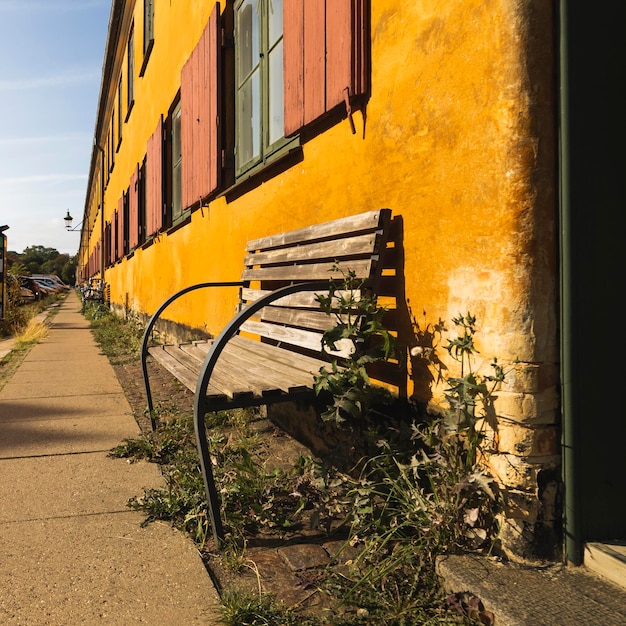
<box><xmin>165</xmin><ymin>98</ymin><xmax>183</xmax><ymax>227</ymax></box>
<box><xmin>140</xmin><ymin>0</ymin><xmax>154</xmax><ymax>77</ymax></box>
<box><xmin>233</xmin><ymin>0</ymin><xmax>297</xmax><ymax>179</ymax></box>
<box><xmin>117</xmin><ymin>76</ymin><xmax>123</xmax><ymax>150</ymax></box>
<box><xmin>127</xmin><ymin>25</ymin><xmax>135</xmax><ymax>118</ymax></box>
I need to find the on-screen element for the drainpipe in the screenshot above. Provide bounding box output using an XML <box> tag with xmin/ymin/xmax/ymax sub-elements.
<box><xmin>558</xmin><ymin>0</ymin><xmax>581</xmax><ymax>566</ymax></box>
<box><xmin>97</xmin><ymin>144</ymin><xmax>106</xmax><ymax>294</ymax></box>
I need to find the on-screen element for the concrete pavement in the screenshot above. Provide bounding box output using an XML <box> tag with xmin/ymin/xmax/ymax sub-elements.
<box><xmin>0</xmin><ymin>291</ymin><xmax>221</xmax><ymax>624</ymax></box>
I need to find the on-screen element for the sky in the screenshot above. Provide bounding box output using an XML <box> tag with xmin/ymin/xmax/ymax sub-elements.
<box><xmin>0</xmin><ymin>0</ymin><xmax>111</xmax><ymax>256</ymax></box>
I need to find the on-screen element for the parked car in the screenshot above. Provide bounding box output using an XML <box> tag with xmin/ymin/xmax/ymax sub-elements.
<box><xmin>19</xmin><ymin>277</ymin><xmax>43</xmax><ymax>301</ymax></box>
<box><xmin>30</xmin><ymin>274</ymin><xmax>70</xmax><ymax>291</ymax></box>
<box><xmin>31</xmin><ymin>278</ymin><xmax>63</xmax><ymax>294</ymax></box>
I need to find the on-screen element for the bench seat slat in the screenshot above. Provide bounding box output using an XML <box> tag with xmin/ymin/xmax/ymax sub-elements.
<box><xmin>174</xmin><ymin>343</ymin><xmax>256</xmax><ymax>399</ymax></box>
<box><xmin>161</xmin><ymin>338</ymin><xmax>325</xmax><ymax>399</ymax></box>
<box><xmin>215</xmin><ymin>345</ymin><xmax>312</xmax><ymax>395</ymax></box>
<box><xmin>148</xmin><ymin>346</ymin><xmax>226</xmax><ymax>400</ymax></box>
<box><xmin>224</xmin><ymin>338</ymin><xmax>322</xmax><ymax>389</ymax></box>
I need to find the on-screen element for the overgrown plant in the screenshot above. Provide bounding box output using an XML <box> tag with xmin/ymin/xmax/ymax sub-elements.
<box><xmin>315</xmin><ymin>313</ymin><xmax>505</xmax><ymax>624</ymax></box>
<box><xmin>83</xmin><ymin>301</ymin><xmax>144</xmax><ymax>363</ymax></box>
<box><xmin>314</xmin><ymin>268</ymin><xmax>396</xmax><ymax>425</ymax></box>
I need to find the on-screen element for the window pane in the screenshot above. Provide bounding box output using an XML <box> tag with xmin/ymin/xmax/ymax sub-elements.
<box><xmin>268</xmin><ymin>0</ymin><xmax>283</xmax><ymax>47</ymax></box>
<box><xmin>172</xmin><ymin>106</ymin><xmax>182</xmax><ymax>217</ymax></box>
<box><xmin>237</xmin><ymin>0</ymin><xmax>259</xmax><ymax>80</ymax></box>
<box><xmin>237</xmin><ymin>70</ymin><xmax>261</xmax><ymax>166</ymax></box>
<box><xmin>268</xmin><ymin>40</ymin><xmax>284</xmax><ymax>145</ymax></box>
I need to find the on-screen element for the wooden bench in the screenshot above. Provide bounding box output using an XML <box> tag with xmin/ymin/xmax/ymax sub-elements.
<box><xmin>141</xmin><ymin>208</ymin><xmax>393</xmax><ymax>545</ymax></box>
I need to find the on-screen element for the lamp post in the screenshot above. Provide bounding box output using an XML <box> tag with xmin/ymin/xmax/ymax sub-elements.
<box><xmin>0</xmin><ymin>225</ymin><xmax>8</xmax><ymax>320</ymax></box>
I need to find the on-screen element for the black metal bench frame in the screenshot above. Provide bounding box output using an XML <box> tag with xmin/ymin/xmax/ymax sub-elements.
<box><xmin>141</xmin><ymin>209</ymin><xmax>392</xmax><ymax>545</ymax></box>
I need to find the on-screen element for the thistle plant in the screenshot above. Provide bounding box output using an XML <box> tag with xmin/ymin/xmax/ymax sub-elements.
<box><xmin>314</xmin><ymin>268</ymin><xmax>397</xmax><ymax>425</ymax></box>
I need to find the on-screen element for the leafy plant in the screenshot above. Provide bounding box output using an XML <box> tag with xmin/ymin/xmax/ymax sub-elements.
<box><xmin>83</xmin><ymin>301</ymin><xmax>143</xmax><ymax>362</ymax></box>
<box><xmin>218</xmin><ymin>589</ymin><xmax>321</xmax><ymax>626</ymax></box>
<box><xmin>311</xmin><ymin>312</ymin><xmax>505</xmax><ymax>623</ymax></box>
<box><xmin>314</xmin><ymin>268</ymin><xmax>397</xmax><ymax>425</ymax></box>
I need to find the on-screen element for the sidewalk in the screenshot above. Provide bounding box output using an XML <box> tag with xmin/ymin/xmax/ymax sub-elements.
<box><xmin>0</xmin><ymin>292</ymin><xmax>221</xmax><ymax>624</ymax></box>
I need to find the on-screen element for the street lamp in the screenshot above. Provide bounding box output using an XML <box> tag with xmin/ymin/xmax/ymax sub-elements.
<box><xmin>63</xmin><ymin>210</ymin><xmax>83</xmax><ymax>231</ymax></box>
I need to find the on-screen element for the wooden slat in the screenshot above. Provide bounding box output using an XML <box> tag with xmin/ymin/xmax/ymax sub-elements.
<box><xmin>229</xmin><ymin>335</ymin><xmax>329</xmax><ymax>374</ymax></box>
<box><xmin>255</xmin><ymin>306</ymin><xmax>341</xmax><ymax>332</ymax></box>
<box><xmin>241</xmin><ymin>288</ymin><xmax>362</xmax><ymax>308</ymax></box>
<box><xmin>246</xmin><ymin>209</ymin><xmax>389</xmax><ymax>252</ymax></box>
<box><xmin>240</xmin><ymin>319</ymin><xmax>353</xmax><ymax>358</ymax></box>
<box><xmin>175</xmin><ymin>344</ymin><xmax>255</xmax><ymax>399</ymax></box>
<box><xmin>241</xmin><ymin>259</ymin><xmax>373</xmax><ymax>282</ymax></box>
<box><xmin>244</xmin><ymin>233</ymin><xmax>378</xmax><ymax>267</ymax></box>
<box><xmin>224</xmin><ymin>339</ymin><xmax>319</xmax><ymax>389</ymax></box>
<box><xmin>148</xmin><ymin>346</ymin><xmax>226</xmax><ymax>400</ymax></box>
<box><xmin>218</xmin><ymin>345</ymin><xmax>310</xmax><ymax>395</ymax></box>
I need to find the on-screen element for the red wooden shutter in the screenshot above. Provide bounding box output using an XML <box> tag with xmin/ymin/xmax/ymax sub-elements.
<box><xmin>181</xmin><ymin>3</ymin><xmax>221</xmax><ymax>209</ymax></box>
<box><xmin>117</xmin><ymin>195</ymin><xmax>125</xmax><ymax>259</ymax></box>
<box><xmin>283</xmin><ymin>0</ymin><xmax>368</xmax><ymax>136</ymax></box>
<box><xmin>146</xmin><ymin>116</ymin><xmax>163</xmax><ymax>236</ymax></box>
<box><xmin>128</xmin><ymin>164</ymin><xmax>140</xmax><ymax>250</ymax></box>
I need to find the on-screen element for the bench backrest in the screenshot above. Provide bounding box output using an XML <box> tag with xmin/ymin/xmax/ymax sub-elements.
<box><xmin>238</xmin><ymin>209</ymin><xmax>392</xmax><ymax>360</ymax></box>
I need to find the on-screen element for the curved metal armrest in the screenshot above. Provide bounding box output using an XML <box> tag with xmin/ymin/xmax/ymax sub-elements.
<box><xmin>193</xmin><ymin>280</ymin><xmax>331</xmax><ymax>546</ymax></box>
<box><xmin>141</xmin><ymin>281</ymin><xmax>245</xmax><ymax>421</ymax></box>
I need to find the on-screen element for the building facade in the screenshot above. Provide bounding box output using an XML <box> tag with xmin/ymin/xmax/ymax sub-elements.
<box><xmin>79</xmin><ymin>0</ymin><xmax>624</xmax><ymax>563</ymax></box>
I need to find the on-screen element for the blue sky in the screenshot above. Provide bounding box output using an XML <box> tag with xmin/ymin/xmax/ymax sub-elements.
<box><xmin>0</xmin><ymin>0</ymin><xmax>111</xmax><ymax>255</ymax></box>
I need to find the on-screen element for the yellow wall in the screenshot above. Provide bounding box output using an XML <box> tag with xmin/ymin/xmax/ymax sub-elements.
<box><xmin>84</xmin><ymin>0</ymin><xmax>559</xmax><ymax>559</ymax></box>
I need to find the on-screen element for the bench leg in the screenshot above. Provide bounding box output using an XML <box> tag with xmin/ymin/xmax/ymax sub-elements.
<box><xmin>141</xmin><ymin>352</ymin><xmax>157</xmax><ymax>429</ymax></box>
<box><xmin>194</xmin><ymin>398</ymin><xmax>225</xmax><ymax>547</ymax></box>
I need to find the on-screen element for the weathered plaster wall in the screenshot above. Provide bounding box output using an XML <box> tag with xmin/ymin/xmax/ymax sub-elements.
<box><xmin>96</xmin><ymin>0</ymin><xmax>559</xmax><ymax>561</ymax></box>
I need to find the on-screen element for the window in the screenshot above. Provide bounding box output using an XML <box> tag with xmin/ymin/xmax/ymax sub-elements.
<box><xmin>235</xmin><ymin>0</ymin><xmax>292</xmax><ymax>176</ymax></box>
<box><xmin>117</xmin><ymin>76</ymin><xmax>123</xmax><ymax>149</ymax></box>
<box><xmin>140</xmin><ymin>0</ymin><xmax>154</xmax><ymax>76</ymax></box>
<box><xmin>166</xmin><ymin>101</ymin><xmax>183</xmax><ymax>224</ymax></box>
<box><xmin>110</xmin><ymin>112</ymin><xmax>115</xmax><ymax>171</ymax></box>
<box><xmin>127</xmin><ymin>26</ymin><xmax>135</xmax><ymax>113</ymax></box>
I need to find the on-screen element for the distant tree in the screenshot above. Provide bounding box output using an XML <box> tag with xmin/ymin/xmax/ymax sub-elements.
<box><xmin>60</xmin><ymin>256</ymin><xmax>78</xmax><ymax>286</ymax></box>
<box><xmin>21</xmin><ymin>246</ymin><xmax>61</xmax><ymax>274</ymax></box>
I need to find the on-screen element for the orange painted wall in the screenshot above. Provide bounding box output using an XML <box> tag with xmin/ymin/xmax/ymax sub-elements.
<box><xmin>85</xmin><ymin>0</ymin><xmax>559</xmax><ymax>559</ymax></box>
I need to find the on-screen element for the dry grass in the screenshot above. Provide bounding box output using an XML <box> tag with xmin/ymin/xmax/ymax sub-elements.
<box><xmin>14</xmin><ymin>319</ymin><xmax>49</xmax><ymax>348</ymax></box>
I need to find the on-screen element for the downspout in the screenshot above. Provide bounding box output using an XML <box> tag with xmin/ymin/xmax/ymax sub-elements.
<box><xmin>97</xmin><ymin>144</ymin><xmax>106</xmax><ymax>292</ymax></box>
<box><xmin>558</xmin><ymin>0</ymin><xmax>581</xmax><ymax>565</ymax></box>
